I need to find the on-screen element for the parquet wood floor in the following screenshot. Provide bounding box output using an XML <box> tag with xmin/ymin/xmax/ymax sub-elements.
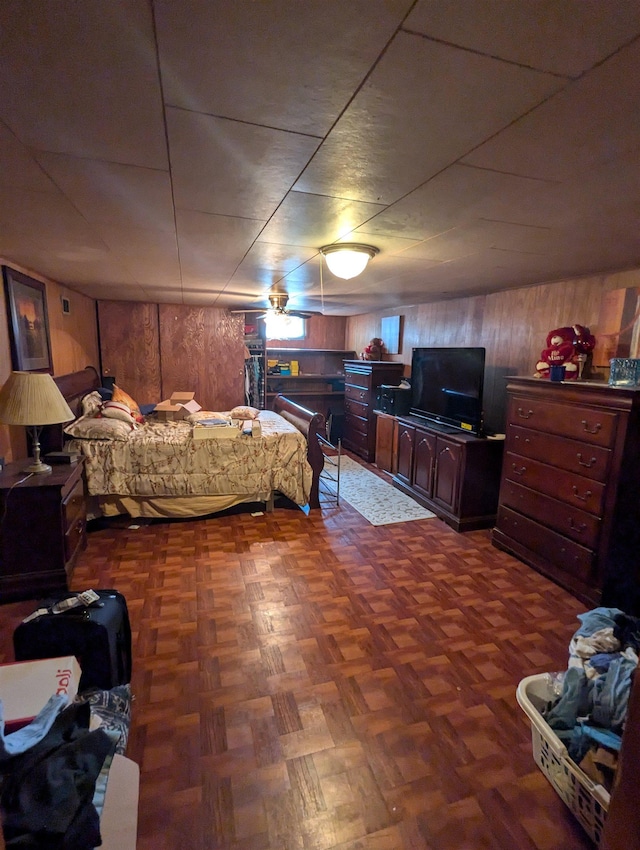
<box><xmin>0</xmin><ymin>468</ymin><xmax>596</xmax><ymax>850</ymax></box>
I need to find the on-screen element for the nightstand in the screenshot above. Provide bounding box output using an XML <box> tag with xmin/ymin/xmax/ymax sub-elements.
<box><xmin>0</xmin><ymin>458</ymin><xmax>87</xmax><ymax>603</ymax></box>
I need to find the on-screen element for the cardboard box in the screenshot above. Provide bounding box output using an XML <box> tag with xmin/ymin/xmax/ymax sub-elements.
<box><xmin>0</xmin><ymin>655</ymin><xmax>82</xmax><ymax>733</ymax></box>
<box><xmin>155</xmin><ymin>391</ymin><xmax>202</xmax><ymax>421</ymax></box>
<box><xmin>193</xmin><ymin>423</ymin><xmax>239</xmax><ymax>440</ymax></box>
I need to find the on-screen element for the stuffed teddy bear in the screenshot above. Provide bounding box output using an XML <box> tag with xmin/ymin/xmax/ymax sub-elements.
<box><xmin>534</xmin><ymin>326</ymin><xmax>579</xmax><ymax>379</ymax></box>
<box><xmin>361</xmin><ymin>337</ymin><xmax>384</xmax><ymax>361</ymax></box>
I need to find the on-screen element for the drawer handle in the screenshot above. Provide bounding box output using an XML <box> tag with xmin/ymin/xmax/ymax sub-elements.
<box><xmin>576</xmin><ymin>453</ymin><xmax>597</xmax><ymax>468</ymax></box>
<box><xmin>568</xmin><ymin>517</ymin><xmax>586</xmax><ymax>534</ymax></box>
<box><xmin>571</xmin><ymin>486</ymin><xmax>592</xmax><ymax>502</ymax></box>
<box><xmin>359</xmin><ymin>392</ymin><xmax>365</xmax><ymax>399</ymax></box>
<box><xmin>581</xmin><ymin>419</ymin><xmax>602</xmax><ymax>435</ymax></box>
<box><xmin>516</xmin><ymin>407</ymin><xmax>533</xmax><ymax>419</ymax></box>
<box><xmin>511</xmin><ymin>463</ymin><xmax>526</xmax><ymax>476</ymax></box>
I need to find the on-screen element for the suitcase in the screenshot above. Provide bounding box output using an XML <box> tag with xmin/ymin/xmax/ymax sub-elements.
<box><xmin>13</xmin><ymin>589</ymin><xmax>132</xmax><ymax>692</ymax></box>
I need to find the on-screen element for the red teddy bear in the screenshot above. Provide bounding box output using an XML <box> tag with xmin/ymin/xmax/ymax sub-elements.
<box><xmin>535</xmin><ymin>327</ymin><xmax>579</xmax><ymax>379</ymax></box>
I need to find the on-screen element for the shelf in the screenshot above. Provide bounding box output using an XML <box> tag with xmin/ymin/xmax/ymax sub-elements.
<box><xmin>266</xmin><ymin>348</ymin><xmax>355</xmax><ymax>354</ymax></box>
<box><xmin>266</xmin><ymin>373</ymin><xmax>345</xmax><ymax>379</ymax></box>
<box><xmin>266</xmin><ymin>391</ymin><xmax>345</xmax><ymax>398</ymax></box>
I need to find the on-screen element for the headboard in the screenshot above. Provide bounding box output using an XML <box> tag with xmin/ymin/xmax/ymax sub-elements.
<box><xmin>40</xmin><ymin>365</ymin><xmax>101</xmax><ymax>453</ymax></box>
<box><xmin>272</xmin><ymin>393</ymin><xmax>325</xmax><ymax>509</ymax></box>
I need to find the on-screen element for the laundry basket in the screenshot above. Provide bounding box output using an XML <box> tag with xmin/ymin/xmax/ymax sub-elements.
<box><xmin>516</xmin><ymin>673</ymin><xmax>610</xmax><ymax>845</ymax></box>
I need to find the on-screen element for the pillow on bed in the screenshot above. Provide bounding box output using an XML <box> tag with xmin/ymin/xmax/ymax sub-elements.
<box><xmin>64</xmin><ymin>413</ymin><xmax>134</xmax><ymax>441</ymax></box>
<box><xmin>230</xmin><ymin>405</ymin><xmax>260</xmax><ymax>420</ymax></box>
<box><xmin>81</xmin><ymin>390</ymin><xmax>103</xmax><ymax>417</ymax></box>
<box><xmin>112</xmin><ymin>385</ymin><xmax>144</xmax><ymax>423</ymax></box>
<box><xmin>100</xmin><ymin>400</ymin><xmax>139</xmax><ymax>426</ymax></box>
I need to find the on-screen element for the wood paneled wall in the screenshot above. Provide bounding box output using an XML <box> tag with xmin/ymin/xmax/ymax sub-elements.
<box><xmin>0</xmin><ymin>261</ymin><xmax>99</xmax><ymax>464</ymax></box>
<box><xmin>158</xmin><ymin>304</ymin><xmax>245</xmax><ymax>410</ymax></box>
<box><xmin>98</xmin><ymin>301</ymin><xmax>162</xmax><ymax>405</ymax></box>
<box><xmin>346</xmin><ymin>268</ymin><xmax>640</xmax><ymax>434</ymax></box>
<box><xmin>266</xmin><ymin>315</ymin><xmax>347</xmax><ymax>349</ymax></box>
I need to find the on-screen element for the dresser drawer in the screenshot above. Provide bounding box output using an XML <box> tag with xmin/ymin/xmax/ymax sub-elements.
<box><xmin>343</xmin><ymin>428</ymin><xmax>370</xmax><ymax>456</ymax></box>
<box><xmin>344</xmin><ymin>368</ymin><xmax>373</xmax><ymax>390</ymax></box>
<box><xmin>345</xmin><ymin>383</ymin><xmax>372</xmax><ymax>404</ymax></box>
<box><xmin>496</xmin><ymin>506</ymin><xmax>596</xmax><ymax>585</ymax></box>
<box><xmin>344</xmin><ymin>396</ymin><xmax>368</xmax><ymax>419</ymax></box>
<box><xmin>344</xmin><ymin>412</ymin><xmax>368</xmax><ymax>437</ymax></box>
<box><xmin>508</xmin><ymin>396</ymin><xmax>618</xmax><ymax>447</ymax></box>
<box><xmin>504</xmin><ymin>452</ymin><xmax>606</xmax><ymax>516</ymax></box>
<box><xmin>62</xmin><ymin>477</ymin><xmax>85</xmax><ymax>532</ymax></box>
<box><xmin>506</xmin><ymin>425</ymin><xmax>611</xmax><ymax>482</ymax></box>
<box><xmin>500</xmin><ymin>479</ymin><xmax>601</xmax><ymax>548</ymax></box>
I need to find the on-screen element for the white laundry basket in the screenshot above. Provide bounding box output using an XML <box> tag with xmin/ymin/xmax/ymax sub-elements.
<box><xmin>516</xmin><ymin>673</ymin><xmax>610</xmax><ymax>845</ymax></box>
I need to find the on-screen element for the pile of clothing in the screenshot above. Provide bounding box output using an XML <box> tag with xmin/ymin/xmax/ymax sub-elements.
<box><xmin>543</xmin><ymin>607</ymin><xmax>639</xmax><ymax>790</ymax></box>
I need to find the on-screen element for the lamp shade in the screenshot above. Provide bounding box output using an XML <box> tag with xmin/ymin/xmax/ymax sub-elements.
<box><xmin>0</xmin><ymin>371</ymin><xmax>74</xmax><ymax>426</ymax></box>
<box><xmin>321</xmin><ymin>244</ymin><xmax>379</xmax><ymax>280</ymax></box>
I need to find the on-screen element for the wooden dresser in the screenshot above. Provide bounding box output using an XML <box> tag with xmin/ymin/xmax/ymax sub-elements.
<box><xmin>492</xmin><ymin>377</ymin><xmax>640</xmax><ymax>611</ymax></box>
<box><xmin>343</xmin><ymin>360</ymin><xmax>404</xmax><ymax>462</ymax></box>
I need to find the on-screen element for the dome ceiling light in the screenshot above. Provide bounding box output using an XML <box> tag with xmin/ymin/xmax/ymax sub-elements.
<box><xmin>320</xmin><ymin>244</ymin><xmax>379</xmax><ymax>280</ymax></box>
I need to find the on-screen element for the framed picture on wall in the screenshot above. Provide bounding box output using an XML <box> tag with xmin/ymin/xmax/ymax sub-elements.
<box><xmin>2</xmin><ymin>267</ymin><xmax>52</xmax><ymax>372</ymax></box>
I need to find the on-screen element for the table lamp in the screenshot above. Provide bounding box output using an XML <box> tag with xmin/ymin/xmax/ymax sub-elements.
<box><xmin>0</xmin><ymin>371</ymin><xmax>74</xmax><ymax>474</ymax></box>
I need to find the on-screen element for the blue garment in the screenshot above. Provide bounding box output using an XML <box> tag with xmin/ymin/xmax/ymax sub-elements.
<box><xmin>590</xmin><ymin>655</ymin><xmax>636</xmax><ymax>733</ymax></box>
<box><xmin>575</xmin><ymin>607</ymin><xmax>624</xmax><ymax>637</ymax></box>
<box><xmin>587</xmin><ymin>652</ymin><xmax>618</xmax><ymax>673</ymax></box>
<box><xmin>0</xmin><ymin>694</ymin><xmax>68</xmax><ymax>758</ymax></box>
<box><xmin>544</xmin><ymin>667</ymin><xmax>591</xmax><ymax>730</ymax></box>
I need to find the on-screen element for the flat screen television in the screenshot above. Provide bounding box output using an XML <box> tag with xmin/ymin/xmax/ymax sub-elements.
<box><xmin>410</xmin><ymin>346</ymin><xmax>486</xmax><ymax>436</ymax></box>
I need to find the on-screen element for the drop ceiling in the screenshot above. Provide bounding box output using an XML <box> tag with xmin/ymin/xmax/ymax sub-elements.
<box><xmin>1</xmin><ymin>1</ymin><xmax>640</xmax><ymax>316</ymax></box>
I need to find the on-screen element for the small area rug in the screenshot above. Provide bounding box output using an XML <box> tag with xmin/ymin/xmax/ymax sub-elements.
<box><xmin>324</xmin><ymin>455</ymin><xmax>436</xmax><ymax>526</ymax></box>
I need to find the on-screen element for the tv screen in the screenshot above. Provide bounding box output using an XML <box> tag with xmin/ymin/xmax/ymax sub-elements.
<box><xmin>410</xmin><ymin>347</ymin><xmax>485</xmax><ymax>435</ymax></box>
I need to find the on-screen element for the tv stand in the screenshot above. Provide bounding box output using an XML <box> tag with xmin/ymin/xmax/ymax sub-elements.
<box><xmin>393</xmin><ymin>415</ymin><xmax>504</xmax><ymax>531</ymax></box>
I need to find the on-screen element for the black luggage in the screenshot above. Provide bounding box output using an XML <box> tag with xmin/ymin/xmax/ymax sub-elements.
<box><xmin>13</xmin><ymin>589</ymin><xmax>132</xmax><ymax>691</ymax></box>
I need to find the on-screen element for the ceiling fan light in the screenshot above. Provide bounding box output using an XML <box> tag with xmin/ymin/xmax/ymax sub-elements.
<box><xmin>321</xmin><ymin>244</ymin><xmax>379</xmax><ymax>280</ymax></box>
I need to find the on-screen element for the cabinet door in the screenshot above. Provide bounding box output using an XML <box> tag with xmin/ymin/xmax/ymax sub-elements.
<box><xmin>396</xmin><ymin>423</ymin><xmax>415</xmax><ymax>484</ymax></box>
<box><xmin>433</xmin><ymin>438</ymin><xmax>462</xmax><ymax>511</ymax></box>
<box><xmin>413</xmin><ymin>429</ymin><xmax>436</xmax><ymax>498</ymax></box>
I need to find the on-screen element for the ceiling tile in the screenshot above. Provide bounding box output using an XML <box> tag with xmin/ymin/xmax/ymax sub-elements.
<box><xmin>257</xmin><ymin>191</ymin><xmax>386</xmax><ymax>247</ymax></box>
<box><xmin>35</xmin><ymin>153</ymin><xmax>175</xmax><ymax>231</ymax></box>
<box><xmin>463</xmin><ymin>39</ymin><xmax>640</xmax><ymax>180</ymax></box>
<box><xmin>155</xmin><ymin>0</ymin><xmax>414</xmax><ymax>135</ymax></box>
<box><xmin>294</xmin><ymin>31</ymin><xmax>565</xmax><ymax>204</ymax></box>
<box><xmin>167</xmin><ymin>109</ymin><xmax>319</xmax><ymax>220</ymax></box>
<box><xmin>404</xmin><ymin>0</ymin><xmax>640</xmax><ymax>78</ymax></box>
<box><xmin>0</xmin><ymin>0</ymin><xmax>167</xmax><ymax>168</ymax></box>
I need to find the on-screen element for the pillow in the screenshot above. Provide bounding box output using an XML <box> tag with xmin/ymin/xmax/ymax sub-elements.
<box><xmin>112</xmin><ymin>385</ymin><xmax>144</xmax><ymax>423</ymax></box>
<box><xmin>64</xmin><ymin>413</ymin><xmax>134</xmax><ymax>441</ymax></box>
<box><xmin>187</xmin><ymin>411</ymin><xmax>228</xmax><ymax>425</ymax></box>
<box><xmin>81</xmin><ymin>390</ymin><xmax>103</xmax><ymax>417</ymax></box>
<box><xmin>100</xmin><ymin>400</ymin><xmax>139</xmax><ymax>426</ymax></box>
<box><xmin>230</xmin><ymin>405</ymin><xmax>260</xmax><ymax>420</ymax></box>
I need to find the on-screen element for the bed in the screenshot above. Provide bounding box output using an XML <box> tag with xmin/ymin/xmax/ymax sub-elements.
<box><xmin>46</xmin><ymin>367</ymin><xmax>325</xmax><ymax>518</ymax></box>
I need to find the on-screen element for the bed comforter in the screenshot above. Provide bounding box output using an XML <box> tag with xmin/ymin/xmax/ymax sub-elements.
<box><xmin>66</xmin><ymin>410</ymin><xmax>313</xmax><ymax>505</ymax></box>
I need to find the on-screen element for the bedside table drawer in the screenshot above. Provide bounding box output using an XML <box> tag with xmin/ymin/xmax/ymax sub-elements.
<box><xmin>65</xmin><ymin>512</ymin><xmax>86</xmax><ymax>564</ymax></box>
<box><xmin>63</xmin><ymin>477</ymin><xmax>86</xmax><ymax>531</ymax></box>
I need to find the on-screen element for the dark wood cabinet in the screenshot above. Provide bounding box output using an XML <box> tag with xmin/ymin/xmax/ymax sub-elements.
<box><xmin>0</xmin><ymin>460</ymin><xmax>87</xmax><ymax>603</ymax></box>
<box><xmin>343</xmin><ymin>361</ymin><xmax>404</xmax><ymax>462</ymax></box>
<box><xmin>492</xmin><ymin>377</ymin><xmax>640</xmax><ymax>611</ymax></box>
<box><xmin>374</xmin><ymin>411</ymin><xmax>398</xmax><ymax>474</ymax></box>
<box><xmin>393</xmin><ymin>416</ymin><xmax>503</xmax><ymax>531</ymax></box>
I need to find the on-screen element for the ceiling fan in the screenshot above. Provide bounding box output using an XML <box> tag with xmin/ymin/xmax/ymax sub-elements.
<box><xmin>231</xmin><ymin>292</ymin><xmax>321</xmax><ymax>319</ymax></box>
